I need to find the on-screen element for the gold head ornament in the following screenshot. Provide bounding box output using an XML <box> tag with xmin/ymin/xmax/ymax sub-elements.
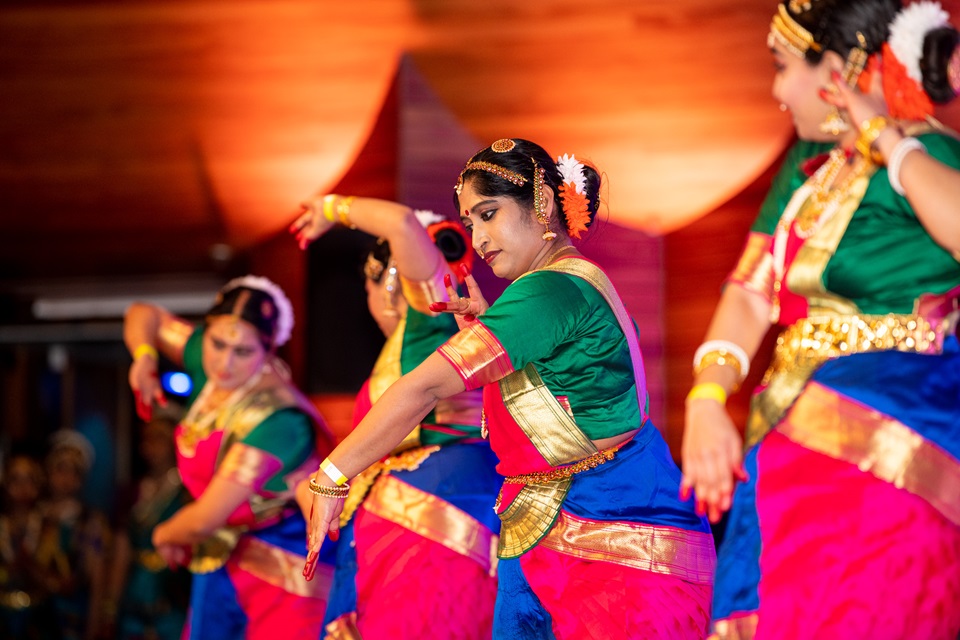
<box><xmin>769</xmin><ymin>3</ymin><xmax>822</xmax><ymax>57</ymax></box>
<box><xmin>454</xmin><ymin>161</ymin><xmax>527</xmax><ymax>196</ymax></box>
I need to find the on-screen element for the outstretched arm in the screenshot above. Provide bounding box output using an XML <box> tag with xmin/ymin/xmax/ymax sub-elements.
<box><xmin>122</xmin><ymin>302</ymin><xmax>193</xmax><ymax>420</ymax></box>
<box><xmin>302</xmin><ymin>350</ymin><xmax>466</xmax><ymax>578</ymax></box>
<box><xmin>291</xmin><ymin>196</ymin><xmax>445</xmax><ymax>281</ymax></box>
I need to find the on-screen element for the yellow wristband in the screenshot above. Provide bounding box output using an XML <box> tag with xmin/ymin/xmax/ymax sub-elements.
<box><xmin>686</xmin><ymin>382</ymin><xmax>728</xmax><ymax>405</ymax></box>
<box><xmin>319</xmin><ymin>457</ymin><xmax>348</xmax><ymax>486</ymax></box>
<box><xmin>133</xmin><ymin>343</ymin><xmax>159</xmax><ymax>361</ymax></box>
<box><xmin>322</xmin><ymin>194</ymin><xmax>338</xmax><ymax>223</ymax></box>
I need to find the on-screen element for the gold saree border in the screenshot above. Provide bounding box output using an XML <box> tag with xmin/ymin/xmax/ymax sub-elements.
<box><xmin>726</xmin><ymin>232</ymin><xmax>774</xmax><ymax>303</ymax></box>
<box><xmin>324</xmin><ymin>612</ymin><xmax>361</xmax><ymax>640</ymax></box>
<box><xmin>779</xmin><ymin>382</ymin><xmax>960</xmax><ymax>526</ymax></box>
<box><xmin>538</xmin><ymin>511</ymin><xmax>717</xmax><ymax>585</ymax></box>
<box><xmin>438</xmin><ymin>322</ymin><xmax>514</xmax><ymax>389</ymax></box>
<box><xmin>362</xmin><ymin>474</ymin><xmax>499</xmax><ymax>574</ymax></box>
<box><xmin>500</xmin><ymin>364</ymin><xmax>597</xmax><ymax>467</ymax></box>
<box><xmin>339</xmin><ymin>445</ymin><xmax>440</xmax><ymax>528</ymax></box>
<box><xmin>235</xmin><ymin>535</ymin><xmax>333</xmax><ymax>599</ymax></box>
<box><xmin>218</xmin><ymin>442</ymin><xmax>283</xmax><ymax>489</ymax></box>
<box><xmin>369</xmin><ymin>315</ymin><xmax>405</xmax><ymax>403</ymax></box>
<box><xmin>709</xmin><ymin>613</ymin><xmax>759</xmax><ymax>640</ymax></box>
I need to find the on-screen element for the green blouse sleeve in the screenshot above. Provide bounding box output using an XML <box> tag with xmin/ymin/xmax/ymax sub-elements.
<box><xmin>182</xmin><ymin>326</ymin><xmax>206</xmax><ymax>406</ymax></box>
<box><xmin>240</xmin><ymin>408</ymin><xmax>316</xmax><ymax>493</ymax></box>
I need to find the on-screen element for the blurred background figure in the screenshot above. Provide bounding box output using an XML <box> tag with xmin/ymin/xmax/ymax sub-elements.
<box><xmin>123</xmin><ymin>275</ymin><xmax>335</xmax><ymax>640</ymax></box>
<box><xmin>105</xmin><ymin>409</ymin><xmax>191</xmax><ymax>640</ymax></box>
<box><xmin>36</xmin><ymin>430</ymin><xmax>110</xmax><ymax>640</ymax></box>
<box><xmin>0</xmin><ymin>453</ymin><xmax>61</xmax><ymax>639</ymax></box>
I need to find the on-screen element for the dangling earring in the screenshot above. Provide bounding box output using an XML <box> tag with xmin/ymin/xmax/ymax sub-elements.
<box><xmin>820</xmin><ymin>32</ymin><xmax>868</xmax><ymax>137</ymax></box>
<box><xmin>819</xmin><ymin>106</ymin><xmax>849</xmax><ymax>135</ymax></box>
<box><xmin>531</xmin><ymin>158</ymin><xmax>556</xmax><ymax>241</ymax></box>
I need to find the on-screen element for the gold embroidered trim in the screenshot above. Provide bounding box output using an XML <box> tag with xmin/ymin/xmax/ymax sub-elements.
<box><xmin>726</xmin><ymin>232</ymin><xmax>774</xmax><ymax>303</ymax></box>
<box><xmin>324</xmin><ymin>613</ymin><xmax>361</xmax><ymax>640</ymax></box>
<box><xmin>369</xmin><ymin>315</ymin><xmax>405</xmax><ymax>403</ymax></box>
<box><xmin>339</xmin><ymin>445</ymin><xmax>441</xmax><ymax>528</ymax></box>
<box><xmin>710</xmin><ymin>613</ymin><xmax>759</xmax><ymax>640</ymax></box>
<box><xmin>236</xmin><ymin>535</ymin><xmax>333</xmax><ymax>599</ymax></box>
<box><xmin>539</xmin><ymin>511</ymin><xmax>717</xmax><ymax>585</ymax></box>
<box><xmin>438</xmin><ymin>323</ymin><xmax>515</xmax><ymax>389</ymax></box>
<box><xmin>497</xmin><ymin>478</ymin><xmax>572</xmax><ymax>559</ymax></box>
<box><xmin>748</xmin><ymin>311</ymin><xmax>952</xmax><ymax>447</ymax></box>
<box><xmin>778</xmin><ymin>382</ymin><xmax>960</xmax><ymax>527</ymax></box>
<box><xmin>363</xmin><ymin>474</ymin><xmax>499</xmax><ymax>573</ymax></box>
<box><xmin>500</xmin><ymin>364</ymin><xmax>598</xmax><ymax>467</ymax></box>
<box><xmin>217</xmin><ymin>442</ymin><xmax>282</xmax><ymax>489</ymax></box>
<box><xmin>768</xmin><ymin>4</ymin><xmax>821</xmax><ymax>58</ymax></box>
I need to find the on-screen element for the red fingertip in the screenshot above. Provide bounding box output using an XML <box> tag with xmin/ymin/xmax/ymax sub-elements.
<box><xmin>443</xmin><ymin>273</ymin><xmax>453</xmax><ymax>288</ymax></box>
<box><xmin>429</xmin><ymin>302</ymin><xmax>446</xmax><ymax>312</ymax></box>
<box><xmin>329</xmin><ymin>529</ymin><xmax>339</xmax><ymax>542</ymax></box>
<box><xmin>679</xmin><ymin>485</ymin><xmax>691</xmax><ymax>501</ymax></box>
<box><xmin>464</xmin><ymin>314</ymin><xmax>476</xmax><ymax>322</ymax></box>
<box><xmin>460</xmin><ymin>263</ymin><xmax>470</xmax><ymax>278</ymax></box>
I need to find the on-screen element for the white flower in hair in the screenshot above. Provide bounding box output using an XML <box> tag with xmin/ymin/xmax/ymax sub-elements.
<box><xmin>413</xmin><ymin>209</ymin><xmax>444</xmax><ymax>228</ymax></box>
<box><xmin>888</xmin><ymin>1</ymin><xmax>950</xmax><ymax>83</ymax></box>
<box><xmin>222</xmin><ymin>275</ymin><xmax>295</xmax><ymax>347</ymax></box>
<box><xmin>556</xmin><ymin>154</ymin><xmax>586</xmax><ymax>194</ymax></box>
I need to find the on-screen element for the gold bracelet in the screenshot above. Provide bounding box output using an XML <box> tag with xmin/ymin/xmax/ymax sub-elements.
<box><xmin>133</xmin><ymin>343</ymin><xmax>159</xmax><ymax>361</ymax></box>
<box><xmin>686</xmin><ymin>382</ymin><xmax>728</xmax><ymax>405</ymax></box>
<box><xmin>856</xmin><ymin>115</ymin><xmax>894</xmax><ymax>165</ymax></box>
<box><xmin>308</xmin><ymin>477</ymin><xmax>350</xmax><ymax>499</ymax></box>
<box><xmin>336</xmin><ymin>196</ymin><xmax>356</xmax><ymax>229</ymax></box>
<box><xmin>693</xmin><ymin>349</ymin><xmax>742</xmax><ymax>380</ymax></box>
<box><xmin>321</xmin><ymin>194</ymin><xmax>338</xmax><ymax>222</ymax></box>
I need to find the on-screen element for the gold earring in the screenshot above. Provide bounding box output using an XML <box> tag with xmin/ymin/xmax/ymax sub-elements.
<box><xmin>819</xmin><ymin>106</ymin><xmax>849</xmax><ymax>135</ymax></box>
<box><xmin>531</xmin><ymin>159</ymin><xmax>556</xmax><ymax>241</ymax></box>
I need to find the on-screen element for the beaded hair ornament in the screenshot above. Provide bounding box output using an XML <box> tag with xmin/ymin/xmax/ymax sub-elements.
<box><xmin>454</xmin><ymin>139</ymin><xmax>592</xmax><ymax>240</ymax></box>
<box><xmin>218</xmin><ymin>275</ymin><xmax>294</xmax><ymax>348</ymax></box>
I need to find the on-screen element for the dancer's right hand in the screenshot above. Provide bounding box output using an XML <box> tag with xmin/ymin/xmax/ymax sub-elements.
<box><xmin>128</xmin><ymin>353</ymin><xmax>167</xmax><ymax>421</ymax></box>
<box><xmin>680</xmin><ymin>399</ymin><xmax>747</xmax><ymax>523</ymax></box>
<box><xmin>430</xmin><ymin>265</ymin><xmax>489</xmax><ymax>330</ymax></box>
<box><xmin>302</xmin><ymin>489</ymin><xmax>344</xmax><ymax>582</ymax></box>
<box><xmin>289</xmin><ymin>196</ymin><xmax>338</xmax><ymax>250</ymax></box>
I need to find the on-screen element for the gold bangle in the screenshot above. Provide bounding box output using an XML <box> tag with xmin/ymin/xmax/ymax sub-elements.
<box><xmin>693</xmin><ymin>349</ymin><xmax>742</xmax><ymax>380</ymax></box>
<box><xmin>336</xmin><ymin>196</ymin><xmax>356</xmax><ymax>229</ymax></box>
<box><xmin>133</xmin><ymin>343</ymin><xmax>158</xmax><ymax>361</ymax></box>
<box><xmin>856</xmin><ymin>115</ymin><xmax>893</xmax><ymax>165</ymax></box>
<box><xmin>308</xmin><ymin>477</ymin><xmax>350</xmax><ymax>499</ymax></box>
<box><xmin>686</xmin><ymin>382</ymin><xmax>728</xmax><ymax>405</ymax></box>
<box><xmin>322</xmin><ymin>194</ymin><xmax>338</xmax><ymax>223</ymax></box>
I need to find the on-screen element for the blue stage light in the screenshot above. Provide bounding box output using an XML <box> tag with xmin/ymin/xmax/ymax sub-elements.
<box><xmin>161</xmin><ymin>371</ymin><xmax>192</xmax><ymax>396</ymax></box>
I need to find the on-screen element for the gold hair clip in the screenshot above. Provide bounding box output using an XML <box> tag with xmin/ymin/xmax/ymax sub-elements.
<box><xmin>491</xmin><ymin>138</ymin><xmax>516</xmax><ymax>153</ymax></box>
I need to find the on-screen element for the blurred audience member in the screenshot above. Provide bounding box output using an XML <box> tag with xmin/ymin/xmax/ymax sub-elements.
<box><xmin>105</xmin><ymin>412</ymin><xmax>191</xmax><ymax>640</ymax></box>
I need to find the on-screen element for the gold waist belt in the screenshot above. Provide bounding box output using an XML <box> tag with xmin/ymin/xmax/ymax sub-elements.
<box><xmin>502</xmin><ymin>447</ymin><xmax>618</xmax><ymax>486</ymax></box>
<box><xmin>769</xmin><ymin>313</ymin><xmax>947</xmax><ymax>378</ymax></box>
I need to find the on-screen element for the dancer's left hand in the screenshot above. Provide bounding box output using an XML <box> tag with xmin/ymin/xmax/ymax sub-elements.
<box><xmin>303</xmin><ymin>489</ymin><xmax>344</xmax><ymax>582</ymax></box>
<box><xmin>289</xmin><ymin>196</ymin><xmax>338</xmax><ymax>250</ymax></box>
<box><xmin>430</xmin><ymin>264</ymin><xmax>489</xmax><ymax>330</ymax></box>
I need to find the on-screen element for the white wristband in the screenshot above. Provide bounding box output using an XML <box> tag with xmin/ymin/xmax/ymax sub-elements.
<box><xmin>887</xmin><ymin>137</ymin><xmax>926</xmax><ymax>196</ymax></box>
<box><xmin>694</xmin><ymin>339</ymin><xmax>750</xmax><ymax>380</ymax></box>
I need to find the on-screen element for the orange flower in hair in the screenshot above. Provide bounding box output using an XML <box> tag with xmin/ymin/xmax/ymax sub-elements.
<box><xmin>559</xmin><ymin>183</ymin><xmax>591</xmax><ymax>239</ymax></box>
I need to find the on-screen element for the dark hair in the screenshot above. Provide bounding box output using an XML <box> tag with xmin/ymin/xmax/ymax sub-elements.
<box><xmin>452</xmin><ymin>138</ymin><xmax>602</xmax><ymax>238</ymax></box>
<box><xmin>365</xmin><ymin>219</ymin><xmax>472</xmax><ymax>283</ymax></box>
<box><xmin>789</xmin><ymin>0</ymin><xmax>960</xmax><ymax>104</ymax></box>
<box><xmin>922</xmin><ymin>26</ymin><xmax>960</xmax><ymax>103</ymax></box>
<box><xmin>205</xmin><ymin>286</ymin><xmax>280</xmax><ymax>351</ymax></box>
<box><xmin>789</xmin><ymin>0</ymin><xmax>899</xmax><ymax>63</ymax></box>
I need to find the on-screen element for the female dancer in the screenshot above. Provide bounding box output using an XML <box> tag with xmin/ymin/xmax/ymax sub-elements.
<box><xmin>124</xmin><ymin>276</ymin><xmax>335</xmax><ymax>640</ymax></box>
<box><xmin>290</xmin><ymin>198</ymin><xmax>501</xmax><ymax>638</ymax></box>
<box><xmin>681</xmin><ymin>1</ymin><xmax>960</xmax><ymax>637</ymax></box>
<box><xmin>302</xmin><ymin>139</ymin><xmax>715</xmax><ymax>639</ymax></box>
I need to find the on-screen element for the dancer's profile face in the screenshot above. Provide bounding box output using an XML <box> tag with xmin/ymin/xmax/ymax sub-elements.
<box><xmin>365</xmin><ymin>276</ymin><xmax>405</xmax><ymax>337</ymax></box>
<box><xmin>459</xmin><ymin>180</ymin><xmax>547</xmax><ymax>281</ymax></box>
<box><xmin>202</xmin><ymin>316</ymin><xmax>267</xmax><ymax>391</ymax></box>
<box><xmin>771</xmin><ymin>41</ymin><xmax>838</xmax><ymax>142</ymax></box>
